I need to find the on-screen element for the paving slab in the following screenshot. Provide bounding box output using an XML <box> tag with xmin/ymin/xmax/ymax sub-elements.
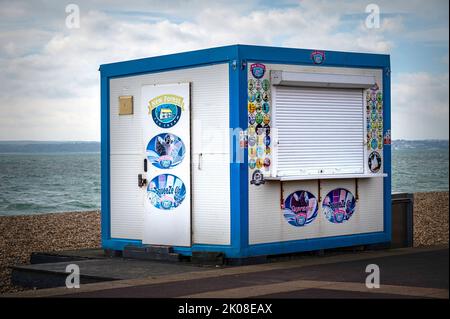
<box><xmin>59</xmin><ymin>247</ymin><xmax>448</xmax><ymax>298</ymax></box>
<box><xmin>11</xmin><ymin>258</ymin><xmax>213</xmax><ymax>289</ymax></box>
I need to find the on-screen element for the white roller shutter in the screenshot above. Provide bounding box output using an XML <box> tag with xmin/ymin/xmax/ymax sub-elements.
<box><xmin>274</xmin><ymin>86</ymin><xmax>364</xmax><ymax>177</ymax></box>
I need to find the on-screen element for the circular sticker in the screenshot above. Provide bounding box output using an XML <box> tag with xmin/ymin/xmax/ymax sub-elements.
<box><xmin>376</xmin><ymin>100</ymin><xmax>382</xmax><ymax>111</ymax></box>
<box><xmin>322</xmin><ymin>188</ymin><xmax>356</xmax><ymax>224</ymax></box>
<box><xmin>255</xmin><ymin>79</ymin><xmax>262</xmax><ymax>91</ymax></box>
<box><xmin>248</xmin><ymin>102</ymin><xmax>256</xmax><ymax>113</ymax></box>
<box><xmin>249</xmin><ymin>159</ymin><xmax>256</xmax><ymax>170</ymax></box>
<box><xmin>248</xmin><ymin>135</ymin><xmax>256</xmax><ymax>147</ymax></box>
<box><xmin>257</xmin><ymin>135</ymin><xmax>264</xmax><ymax>146</ymax></box>
<box><xmin>255</xmin><ymin>102</ymin><xmax>262</xmax><ymax>113</ymax></box>
<box><xmin>249</xmin><ymin>146</ymin><xmax>256</xmax><ymax>158</ymax></box>
<box><xmin>255</xmin><ymin>91</ymin><xmax>262</xmax><ymax>103</ymax></box>
<box><xmin>250</xmin><ymin>169</ymin><xmax>265</xmax><ymax>185</ymax></box>
<box><xmin>147</xmin><ymin>174</ymin><xmax>186</xmax><ymax>210</ymax></box>
<box><xmin>371</xmin><ymin>92</ymin><xmax>377</xmax><ymax>102</ymax></box>
<box><xmin>371</xmin><ymin>111</ymin><xmax>377</xmax><ymax>121</ymax></box>
<box><xmin>264</xmin><ymin>124</ymin><xmax>270</xmax><ymax>135</ymax></box>
<box><xmin>265</xmin><ymin>146</ymin><xmax>271</xmax><ymax>155</ymax></box>
<box><xmin>248</xmin><ymin>114</ymin><xmax>256</xmax><ymax>125</ymax></box>
<box><xmin>263</xmin><ymin>114</ymin><xmax>270</xmax><ymax>125</ymax></box>
<box><xmin>376</xmin><ymin>91</ymin><xmax>383</xmax><ymax>102</ymax></box>
<box><xmin>262</xmin><ymin>102</ymin><xmax>270</xmax><ymax>114</ymax></box>
<box><xmin>250</xmin><ymin>64</ymin><xmax>266</xmax><ymax>79</ymax></box>
<box><xmin>263</xmin><ymin>157</ymin><xmax>271</xmax><ymax>169</ymax></box>
<box><xmin>256</xmin><ymin>158</ymin><xmax>264</xmax><ymax>169</ymax></box>
<box><xmin>248</xmin><ymin>79</ymin><xmax>255</xmax><ymax>91</ymax></box>
<box><xmin>262</xmin><ymin>91</ymin><xmax>270</xmax><ymax>102</ymax></box>
<box><xmin>368</xmin><ymin>151</ymin><xmax>382</xmax><ymax>173</ymax></box>
<box><xmin>264</xmin><ymin>135</ymin><xmax>271</xmax><ymax>146</ymax></box>
<box><xmin>255</xmin><ymin>112</ymin><xmax>263</xmax><ymax>125</ymax></box>
<box><xmin>370</xmin><ymin>138</ymin><xmax>378</xmax><ymax>150</ymax></box>
<box><xmin>248</xmin><ymin>94</ymin><xmax>255</xmax><ymax>103</ymax></box>
<box><xmin>283</xmin><ymin>190</ymin><xmax>318</xmax><ymax>227</ymax></box>
<box><xmin>256</xmin><ymin>124</ymin><xmax>264</xmax><ymax>135</ymax></box>
<box><xmin>248</xmin><ymin>125</ymin><xmax>256</xmax><ymax>136</ymax></box>
<box><xmin>146</xmin><ymin>133</ymin><xmax>186</xmax><ymax>169</ymax></box>
<box><xmin>256</xmin><ymin>146</ymin><xmax>265</xmax><ymax>158</ymax></box>
<box><xmin>151</xmin><ymin>103</ymin><xmax>182</xmax><ymax>128</ymax></box>
<box><xmin>262</xmin><ymin>79</ymin><xmax>270</xmax><ymax>91</ymax></box>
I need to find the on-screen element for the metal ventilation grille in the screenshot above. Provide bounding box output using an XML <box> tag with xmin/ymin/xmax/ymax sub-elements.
<box><xmin>275</xmin><ymin>86</ymin><xmax>364</xmax><ymax>176</ymax></box>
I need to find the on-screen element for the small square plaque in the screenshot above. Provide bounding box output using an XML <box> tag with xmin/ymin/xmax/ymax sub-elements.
<box><xmin>119</xmin><ymin>95</ymin><xmax>133</xmax><ymax>115</ymax></box>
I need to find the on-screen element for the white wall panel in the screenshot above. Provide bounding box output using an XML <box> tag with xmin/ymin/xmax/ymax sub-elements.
<box><xmin>110</xmin><ymin>154</ymin><xmax>144</xmax><ymax>239</ymax></box>
<box><xmin>249</xmin><ymin>177</ymin><xmax>384</xmax><ymax>244</ymax></box>
<box><xmin>109</xmin><ymin>63</ymin><xmax>230</xmax><ymax>244</ymax></box>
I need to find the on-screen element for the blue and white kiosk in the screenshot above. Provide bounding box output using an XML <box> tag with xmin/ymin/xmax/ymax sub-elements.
<box><xmin>100</xmin><ymin>45</ymin><xmax>391</xmax><ymax>259</ymax></box>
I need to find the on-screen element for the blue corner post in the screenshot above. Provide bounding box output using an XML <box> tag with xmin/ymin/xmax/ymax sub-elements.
<box><xmin>228</xmin><ymin>46</ymin><xmax>250</xmax><ymax>258</ymax></box>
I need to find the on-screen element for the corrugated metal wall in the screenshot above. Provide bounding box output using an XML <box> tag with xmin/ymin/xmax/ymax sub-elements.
<box><xmin>109</xmin><ymin>64</ymin><xmax>231</xmax><ymax>245</ymax></box>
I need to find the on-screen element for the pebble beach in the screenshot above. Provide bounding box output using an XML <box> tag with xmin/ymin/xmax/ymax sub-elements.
<box><xmin>0</xmin><ymin>191</ymin><xmax>448</xmax><ymax>294</ymax></box>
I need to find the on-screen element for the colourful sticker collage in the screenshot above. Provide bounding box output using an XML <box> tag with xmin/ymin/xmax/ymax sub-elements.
<box><xmin>366</xmin><ymin>84</ymin><xmax>383</xmax><ymax>173</ymax></box>
<box><xmin>248</xmin><ymin>63</ymin><xmax>271</xmax><ymax>186</ymax></box>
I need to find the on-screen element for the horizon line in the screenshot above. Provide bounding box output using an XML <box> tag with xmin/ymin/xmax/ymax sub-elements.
<box><xmin>0</xmin><ymin>139</ymin><xmax>449</xmax><ymax>143</ymax></box>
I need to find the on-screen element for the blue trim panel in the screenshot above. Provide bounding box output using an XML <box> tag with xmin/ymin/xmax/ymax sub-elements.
<box><xmin>238</xmin><ymin>44</ymin><xmax>390</xmax><ymax>68</ymax></box>
<box><xmin>100</xmin><ymin>45</ymin><xmax>238</xmax><ymax>78</ymax></box>
<box><xmin>247</xmin><ymin>232</ymin><xmax>390</xmax><ymax>257</ymax></box>
<box><xmin>383</xmin><ymin>61</ymin><xmax>392</xmax><ymax>243</ymax></box>
<box><xmin>100</xmin><ymin>74</ymin><xmax>110</xmax><ymax>246</ymax></box>
<box><xmin>100</xmin><ymin>44</ymin><xmax>391</xmax><ymax>258</ymax></box>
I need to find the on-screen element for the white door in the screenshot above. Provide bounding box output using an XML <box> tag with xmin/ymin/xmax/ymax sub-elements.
<box><xmin>141</xmin><ymin>83</ymin><xmax>191</xmax><ymax>246</ymax></box>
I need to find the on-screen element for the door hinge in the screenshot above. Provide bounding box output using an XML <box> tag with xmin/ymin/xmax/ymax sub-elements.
<box><xmin>385</xmin><ymin>67</ymin><xmax>391</xmax><ymax>76</ymax></box>
<box><xmin>231</xmin><ymin>60</ymin><xmax>247</xmax><ymax>71</ymax></box>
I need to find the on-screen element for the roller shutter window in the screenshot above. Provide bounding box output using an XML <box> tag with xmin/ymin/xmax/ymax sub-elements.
<box><xmin>275</xmin><ymin>86</ymin><xmax>364</xmax><ymax>177</ymax></box>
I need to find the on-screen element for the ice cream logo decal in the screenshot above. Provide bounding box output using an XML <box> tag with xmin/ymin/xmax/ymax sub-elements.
<box><xmin>311</xmin><ymin>50</ymin><xmax>325</xmax><ymax>65</ymax></box>
<box><xmin>283</xmin><ymin>191</ymin><xmax>318</xmax><ymax>227</ymax></box>
<box><xmin>147</xmin><ymin>174</ymin><xmax>186</xmax><ymax>210</ymax></box>
<box><xmin>250</xmin><ymin>63</ymin><xmax>266</xmax><ymax>79</ymax></box>
<box><xmin>322</xmin><ymin>188</ymin><xmax>356</xmax><ymax>224</ymax></box>
<box><xmin>148</xmin><ymin>94</ymin><xmax>185</xmax><ymax>128</ymax></box>
<box><xmin>146</xmin><ymin>133</ymin><xmax>186</xmax><ymax>169</ymax></box>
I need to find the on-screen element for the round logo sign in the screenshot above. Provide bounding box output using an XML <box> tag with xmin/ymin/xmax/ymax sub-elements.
<box><xmin>147</xmin><ymin>174</ymin><xmax>186</xmax><ymax>210</ymax></box>
<box><xmin>250</xmin><ymin>63</ymin><xmax>266</xmax><ymax>79</ymax></box>
<box><xmin>146</xmin><ymin>133</ymin><xmax>185</xmax><ymax>169</ymax></box>
<box><xmin>283</xmin><ymin>190</ymin><xmax>318</xmax><ymax>227</ymax></box>
<box><xmin>368</xmin><ymin>151</ymin><xmax>382</xmax><ymax>173</ymax></box>
<box><xmin>148</xmin><ymin>94</ymin><xmax>185</xmax><ymax>128</ymax></box>
<box><xmin>322</xmin><ymin>188</ymin><xmax>356</xmax><ymax>223</ymax></box>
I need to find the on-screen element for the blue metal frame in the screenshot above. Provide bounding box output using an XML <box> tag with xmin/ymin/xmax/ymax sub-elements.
<box><xmin>100</xmin><ymin>44</ymin><xmax>391</xmax><ymax>258</ymax></box>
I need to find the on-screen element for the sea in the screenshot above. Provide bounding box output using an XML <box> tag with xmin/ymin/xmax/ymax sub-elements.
<box><xmin>0</xmin><ymin>140</ymin><xmax>448</xmax><ymax>216</ymax></box>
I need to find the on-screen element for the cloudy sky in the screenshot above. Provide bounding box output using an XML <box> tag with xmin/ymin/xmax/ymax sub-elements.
<box><xmin>0</xmin><ymin>0</ymin><xmax>448</xmax><ymax>141</ymax></box>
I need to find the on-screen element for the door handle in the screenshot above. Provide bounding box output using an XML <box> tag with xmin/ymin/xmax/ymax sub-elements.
<box><xmin>138</xmin><ymin>174</ymin><xmax>147</xmax><ymax>188</ymax></box>
<box><xmin>144</xmin><ymin>159</ymin><xmax>148</xmax><ymax>172</ymax></box>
